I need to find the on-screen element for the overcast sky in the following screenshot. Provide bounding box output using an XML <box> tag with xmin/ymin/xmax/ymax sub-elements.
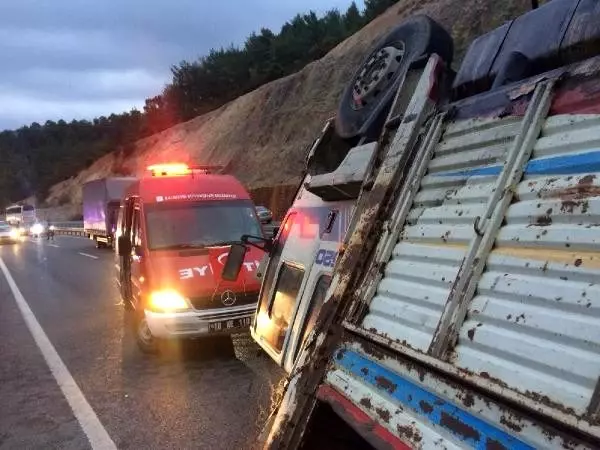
<box><xmin>0</xmin><ymin>0</ymin><xmax>361</xmax><ymax>130</ymax></box>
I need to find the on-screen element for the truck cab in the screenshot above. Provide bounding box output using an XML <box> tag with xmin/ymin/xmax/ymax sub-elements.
<box><xmin>115</xmin><ymin>163</ymin><xmax>266</xmax><ymax>353</ymax></box>
<box><xmin>243</xmin><ymin>120</ymin><xmax>377</xmax><ymax>372</ymax></box>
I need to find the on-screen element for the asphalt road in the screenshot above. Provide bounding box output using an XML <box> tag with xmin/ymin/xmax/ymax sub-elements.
<box><xmin>0</xmin><ymin>236</ymin><xmax>285</xmax><ymax>450</ymax></box>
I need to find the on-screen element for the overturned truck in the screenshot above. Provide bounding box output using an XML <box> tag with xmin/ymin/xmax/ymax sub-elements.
<box><xmin>226</xmin><ymin>0</ymin><xmax>600</xmax><ymax>448</ymax></box>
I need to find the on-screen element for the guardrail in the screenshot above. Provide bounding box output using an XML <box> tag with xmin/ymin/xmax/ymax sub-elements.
<box><xmin>52</xmin><ymin>221</ymin><xmax>87</xmax><ymax>237</ymax></box>
<box><xmin>52</xmin><ymin>221</ymin><xmax>281</xmax><ymax>239</ymax></box>
<box><xmin>54</xmin><ymin>227</ymin><xmax>87</xmax><ymax>237</ymax></box>
<box><xmin>53</xmin><ymin>221</ymin><xmax>83</xmax><ymax>229</ymax></box>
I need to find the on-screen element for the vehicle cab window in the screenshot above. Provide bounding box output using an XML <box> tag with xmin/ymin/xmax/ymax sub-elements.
<box><xmin>123</xmin><ymin>197</ymin><xmax>135</xmax><ymax>239</ymax></box>
<box><xmin>266</xmin><ymin>263</ymin><xmax>305</xmax><ymax>352</ymax></box>
<box><xmin>255</xmin><ymin>212</ymin><xmax>296</xmax><ymax>319</ymax></box>
<box><xmin>116</xmin><ymin>204</ymin><xmax>125</xmax><ymax>237</ymax></box>
<box><xmin>131</xmin><ymin>207</ymin><xmax>142</xmax><ymax>249</ymax></box>
<box><xmin>292</xmin><ymin>274</ymin><xmax>331</xmax><ymax>363</ymax></box>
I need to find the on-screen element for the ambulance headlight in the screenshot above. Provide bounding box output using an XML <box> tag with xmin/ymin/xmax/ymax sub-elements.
<box><xmin>9</xmin><ymin>228</ymin><xmax>19</xmax><ymax>239</ymax></box>
<box><xmin>148</xmin><ymin>290</ymin><xmax>191</xmax><ymax>312</ymax></box>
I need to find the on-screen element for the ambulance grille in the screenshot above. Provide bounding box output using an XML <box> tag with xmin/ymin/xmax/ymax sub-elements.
<box><xmin>189</xmin><ymin>291</ymin><xmax>259</xmax><ymax>310</ymax></box>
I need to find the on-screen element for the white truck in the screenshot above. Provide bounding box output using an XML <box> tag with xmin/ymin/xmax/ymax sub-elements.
<box><xmin>223</xmin><ymin>0</ymin><xmax>600</xmax><ymax>448</ymax></box>
<box><xmin>5</xmin><ymin>204</ymin><xmax>36</xmax><ymax>235</ymax></box>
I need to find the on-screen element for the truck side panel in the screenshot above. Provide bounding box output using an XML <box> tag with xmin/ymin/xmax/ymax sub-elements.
<box><xmin>449</xmin><ymin>80</ymin><xmax>600</xmax><ymax>422</ymax></box>
<box><xmin>348</xmin><ymin>62</ymin><xmax>600</xmax><ymax>439</ymax></box>
<box><xmin>83</xmin><ymin>178</ymin><xmax>135</xmax><ymax>235</ymax></box>
<box><xmin>83</xmin><ymin>179</ymin><xmax>108</xmax><ymax>234</ymax></box>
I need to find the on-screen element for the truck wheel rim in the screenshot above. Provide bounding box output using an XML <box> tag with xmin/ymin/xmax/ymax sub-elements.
<box><xmin>352</xmin><ymin>43</ymin><xmax>405</xmax><ymax>110</ymax></box>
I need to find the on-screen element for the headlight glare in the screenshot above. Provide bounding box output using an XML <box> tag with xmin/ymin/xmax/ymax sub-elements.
<box><xmin>148</xmin><ymin>290</ymin><xmax>190</xmax><ymax>312</ymax></box>
<box><xmin>31</xmin><ymin>224</ymin><xmax>44</xmax><ymax>234</ymax></box>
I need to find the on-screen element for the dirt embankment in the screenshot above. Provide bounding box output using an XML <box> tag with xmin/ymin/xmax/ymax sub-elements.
<box><xmin>44</xmin><ymin>0</ymin><xmax>532</xmax><ymax>220</ymax></box>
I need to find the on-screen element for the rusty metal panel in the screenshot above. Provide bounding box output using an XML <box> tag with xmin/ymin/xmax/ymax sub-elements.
<box><xmin>362</xmin><ymin>243</ymin><xmax>465</xmax><ymax>352</ymax></box>
<box><xmin>451</xmin><ymin>112</ymin><xmax>600</xmax><ymax>421</ymax></box>
<box><xmin>325</xmin><ymin>340</ymin><xmax>592</xmax><ymax>449</ymax></box>
<box><xmin>429</xmin><ymin>117</ymin><xmax>522</xmax><ymax>174</ymax></box>
<box><xmin>360</xmin><ymin>115</ymin><xmax>522</xmax><ymax>352</ymax></box>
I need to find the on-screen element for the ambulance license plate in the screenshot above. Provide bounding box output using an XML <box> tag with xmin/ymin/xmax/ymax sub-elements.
<box><xmin>209</xmin><ymin>316</ymin><xmax>252</xmax><ymax>332</ymax></box>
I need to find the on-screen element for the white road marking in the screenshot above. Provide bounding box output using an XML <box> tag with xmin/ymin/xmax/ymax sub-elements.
<box><xmin>48</xmin><ymin>243</ymin><xmax>60</xmax><ymax>248</ymax></box>
<box><xmin>0</xmin><ymin>257</ymin><xmax>117</xmax><ymax>450</ymax></box>
<box><xmin>79</xmin><ymin>252</ymin><xmax>99</xmax><ymax>260</ymax></box>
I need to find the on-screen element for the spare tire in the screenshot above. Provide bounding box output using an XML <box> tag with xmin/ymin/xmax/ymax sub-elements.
<box><xmin>335</xmin><ymin>15</ymin><xmax>453</xmax><ymax>140</ymax></box>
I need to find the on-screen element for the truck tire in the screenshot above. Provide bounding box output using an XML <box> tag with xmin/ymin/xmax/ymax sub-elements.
<box><xmin>335</xmin><ymin>15</ymin><xmax>453</xmax><ymax>140</ymax></box>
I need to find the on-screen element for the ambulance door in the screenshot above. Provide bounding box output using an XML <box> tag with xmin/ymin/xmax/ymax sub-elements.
<box><xmin>118</xmin><ymin>196</ymin><xmax>135</xmax><ymax>303</ymax></box>
<box><xmin>129</xmin><ymin>200</ymin><xmax>145</xmax><ymax>308</ymax></box>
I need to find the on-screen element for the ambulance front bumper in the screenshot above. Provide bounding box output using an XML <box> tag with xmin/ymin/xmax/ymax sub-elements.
<box><xmin>145</xmin><ymin>303</ymin><xmax>257</xmax><ymax>338</ymax></box>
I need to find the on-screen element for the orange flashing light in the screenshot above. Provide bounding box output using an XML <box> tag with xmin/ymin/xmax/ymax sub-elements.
<box><xmin>146</xmin><ymin>163</ymin><xmax>191</xmax><ymax>177</ymax></box>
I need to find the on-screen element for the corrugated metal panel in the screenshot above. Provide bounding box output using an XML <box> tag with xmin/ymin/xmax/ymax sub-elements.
<box><xmin>361</xmin><ymin>116</ymin><xmax>522</xmax><ymax>351</ymax></box>
<box><xmin>451</xmin><ymin>113</ymin><xmax>600</xmax><ymax>418</ymax></box>
<box><xmin>327</xmin><ymin>341</ymin><xmax>590</xmax><ymax>449</ymax></box>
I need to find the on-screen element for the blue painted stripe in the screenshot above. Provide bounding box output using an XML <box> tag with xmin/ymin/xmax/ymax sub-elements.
<box><xmin>437</xmin><ymin>149</ymin><xmax>600</xmax><ymax>178</ymax></box>
<box><xmin>525</xmin><ymin>151</ymin><xmax>600</xmax><ymax>175</ymax></box>
<box><xmin>335</xmin><ymin>349</ymin><xmax>533</xmax><ymax>450</ymax></box>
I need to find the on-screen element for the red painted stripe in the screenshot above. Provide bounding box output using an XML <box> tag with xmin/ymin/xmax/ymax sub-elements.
<box><xmin>316</xmin><ymin>384</ymin><xmax>412</xmax><ymax>450</ymax></box>
<box><xmin>551</xmin><ymin>77</ymin><xmax>600</xmax><ymax>115</ymax></box>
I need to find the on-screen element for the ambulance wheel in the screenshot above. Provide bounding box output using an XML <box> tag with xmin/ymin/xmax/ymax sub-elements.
<box><xmin>119</xmin><ymin>275</ymin><xmax>134</xmax><ymax>311</ymax></box>
<box><xmin>335</xmin><ymin>15</ymin><xmax>453</xmax><ymax>139</ymax></box>
<box><xmin>119</xmin><ymin>282</ymin><xmax>135</xmax><ymax>311</ymax></box>
<box><xmin>135</xmin><ymin>313</ymin><xmax>159</xmax><ymax>354</ymax></box>
<box><xmin>123</xmin><ymin>297</ymin><xmax>134</xmax><ymax>312</ymax></box>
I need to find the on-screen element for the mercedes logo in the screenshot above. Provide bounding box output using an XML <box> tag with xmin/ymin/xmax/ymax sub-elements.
<box><xmin>221</xmin><ymin>290</ymin><xmax>236</xmax><ymax>307</ymax></box>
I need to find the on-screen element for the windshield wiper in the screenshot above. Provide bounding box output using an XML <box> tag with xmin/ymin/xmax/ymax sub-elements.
<box><xmin>152</xmin><ymin>243</ymin><xmax>209</xmax><ymax>250</ymax></box>
<box><xmin>203</xmin><ymin>240</ymin><xmax>242</xmax><ymax>247</ymax></box>
<box><xmin>153</xmin><ymin>238</ymin><xmax>254</xmax><ymax>250</ymax></box>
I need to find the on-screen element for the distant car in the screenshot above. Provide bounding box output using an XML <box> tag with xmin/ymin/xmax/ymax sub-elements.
<box><xmin>255</xmin><ymin>205</ymin><xmax>273</xmax><ymax>224</ymax></box>
<box><xmin>0</xmin><ymin>221</ymin><xmax>19</xmax><ymax>244</ymax></box>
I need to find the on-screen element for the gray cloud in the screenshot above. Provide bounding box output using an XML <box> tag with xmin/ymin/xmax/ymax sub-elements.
<box><xmin>0</xmin><ymin>0</ymin><xmax>360</xmax><ymax>130</ymax></box>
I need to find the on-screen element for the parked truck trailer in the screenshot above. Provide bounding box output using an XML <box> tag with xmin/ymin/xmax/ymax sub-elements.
<box><xmin>83</xmin><ymin>177</ymin><xmax>136</xmax><ymax>248</ymax></box>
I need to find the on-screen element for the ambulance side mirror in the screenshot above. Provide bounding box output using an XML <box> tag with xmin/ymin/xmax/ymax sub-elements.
<box><xmin>117</xmin><ymin>235</ymin><xmax>131</xmax><ymax>256</ymax></box>
<box><xmin>271</xmin><ymin>226</ymin><xmax>279</xmax><ymax>238</ymax></box>
<box><xmin>222</xmin><ymin>243</ymin><xmax>248</xmax><ymax>281</ymax></box>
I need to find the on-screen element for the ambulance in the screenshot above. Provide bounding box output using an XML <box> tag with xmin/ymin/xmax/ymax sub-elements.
<box><xmin>115</xmin><ymin>163</ymin><xmax>266</xmax><ymax>353</ymax></box>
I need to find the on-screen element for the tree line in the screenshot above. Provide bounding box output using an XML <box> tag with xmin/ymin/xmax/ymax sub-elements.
<box><xmin>0</xmin><ymin>0</ymin><xmax>396</xmax><ymax>208</ymax></box>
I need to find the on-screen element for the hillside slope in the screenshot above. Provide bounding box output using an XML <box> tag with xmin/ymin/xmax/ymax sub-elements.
<box><xmin>44</xmin><ymin>0</ymin><xmax>534</xmax><ymax>219</ymax></box>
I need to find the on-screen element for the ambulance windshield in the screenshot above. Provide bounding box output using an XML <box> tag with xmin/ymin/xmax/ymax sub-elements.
<box><xmin>145</xmin><ymin>199</ymin><xmax>263</xmax><ymax>250</ymax></box>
